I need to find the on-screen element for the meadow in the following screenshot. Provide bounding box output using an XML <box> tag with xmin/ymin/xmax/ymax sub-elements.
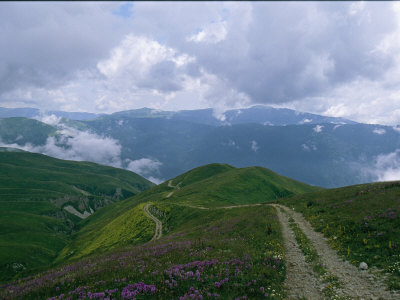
<box><xmin>1</xmin><ymin>205</ymin><xmax>286</xmax><ymax>299</ymax></box>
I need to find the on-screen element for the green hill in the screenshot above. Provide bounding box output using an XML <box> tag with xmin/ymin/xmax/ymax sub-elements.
<box><xmin>57</xmin><ymin>163</ymin><xmax>318</xmax><ymax>262</ymax></box>
<box><xmin>0</xmin><ymin>117</ymin><xmax>56</xmax><ymax>146</ymax></box>
<box><xmin>160</xmin><ymin>163</ymin><xmax>320</xmax><ymax>208</ymax></box>
<box><xmin>2</xmin><ymin>162</ymin><xmax>399</xmax><ymax>299</ymax></box>
<box><xmin>3</xmin><ymin>202</ymin><xmax>287</xmax><ymax>300</ymax></box>
<box><xmin>0</xmin><ymin>150</ymin><xmax>153</xmax><ymax>282</ymax></box>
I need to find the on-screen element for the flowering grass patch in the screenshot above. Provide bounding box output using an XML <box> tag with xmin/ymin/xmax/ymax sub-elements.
<box><xmin>280</xmin><ymin>181</ymin><xmax>400</xmax><ymax>290</ymax></box>
<box><xmin>0</xmin><ymin>205</ymin><xmax>285</xmax><ymax>299</ymax></box>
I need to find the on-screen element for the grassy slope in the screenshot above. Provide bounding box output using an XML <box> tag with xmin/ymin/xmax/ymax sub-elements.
<box><xmin>0</xmin><ymin>150</ymin><xmax>153</xmax><ymax>282</ymax></box>
<box><xmin>164</xmin><ymin>164</ymin><xmax>320</xmax><ymax>208</ymax></box>
<box><xmin>279</xmin><ymin>181</ymin><xmax>400</xmax><ymax>289</ymax></box>
<box><xmin>57</xmin><ymin>163</ymin><xmax>318</xmax><ymax>262</ymax></box>
<box><xmin>2</xmin><ymin>205</ymin><xmax>286</xmax><ymax>300</ymax></box>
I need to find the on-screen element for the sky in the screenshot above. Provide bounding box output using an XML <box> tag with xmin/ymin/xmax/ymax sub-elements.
<box><xmin>1</xmin><ymin>1</ymin><xmax>400</xmax><ymax>125</ymax></box>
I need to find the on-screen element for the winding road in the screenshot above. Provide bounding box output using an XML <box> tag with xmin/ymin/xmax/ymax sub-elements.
<box><xmin>143</xmin><ymin>204</ymin><xmax>163</xmax><ymax>241</ymax></box>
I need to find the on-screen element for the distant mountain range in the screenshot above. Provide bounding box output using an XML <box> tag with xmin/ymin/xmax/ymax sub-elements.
<box><xmin>0</xmin><ymin>105</ymin><xmax>356</xmax><ymax>125</ymax></box>
<box><xmin>1</xmin><ymin>106</ymin><xmax>399</xmax><ymax>188</ymax></box>
<box><xmin>0</xmin><ymin>107</ymin><xmax>102</xmax><ymax>120</ymax></box>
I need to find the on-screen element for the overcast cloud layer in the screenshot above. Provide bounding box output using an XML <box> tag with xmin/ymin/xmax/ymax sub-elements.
<box><xmin>1</xmin><ymin>2</ymin><xmax>400</xmax><ymax>125</ymax></box>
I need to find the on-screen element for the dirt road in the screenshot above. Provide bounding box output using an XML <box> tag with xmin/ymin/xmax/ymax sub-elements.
<box><xmin>143</xmin><ymin>203</ymin><xmax>162</xmax><ymax>241</ymax></box>
<box><xmin>274</xmin><ymin>204</ymin><xmax>399</xmax><ymax>299</ymax></box>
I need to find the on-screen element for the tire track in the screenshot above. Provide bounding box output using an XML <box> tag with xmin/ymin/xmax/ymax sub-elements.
<box><xmin>275</xmin><ymin>204</ymin><xmax>399</xmax><ymax>299</ymax></box>
<box><xmin>272</xmin><ymin>204</ymin><xmax>324</xmax><ymax>299</ymax></box>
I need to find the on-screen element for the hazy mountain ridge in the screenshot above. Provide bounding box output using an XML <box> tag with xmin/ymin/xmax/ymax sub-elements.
<box><xmin>0</xmin><ymin>107</ymin><xmax>102</xmax><ymax>120</ymax></box>
<box><xmin>0</xmin><ymin>106</ymin><xmax>399</xmax><ymax>187</ymax></box>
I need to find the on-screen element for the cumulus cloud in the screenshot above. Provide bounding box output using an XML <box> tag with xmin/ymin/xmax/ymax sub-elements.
<box><xmin>97</xmin><ymin>34</ymin><xmax>195</xmax><ymax>93</ymax></box>
<box><xmin>313</xmin><ymin>125</ymin><xmax>324</xmax><ymax>133</ymax></box>
<box><xmin>126</xmin><ymin>158</ymin><xmax>163</xmax><ymax>184</ymax></box>
<box><xmin>1</xmin><ymin>2</ymin><xmax>400</xmax><ymax>124</ymax></box>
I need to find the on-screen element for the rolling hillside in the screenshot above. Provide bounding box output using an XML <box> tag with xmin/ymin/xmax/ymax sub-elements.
<box><xmin>0</xmin><ymin>150</ymin><xmax>153</xmax><ymax>282</ymax></box>
<box><xmin>1</xmin><ymin>164</ymin><xmax>399</xmax><ymax>299</ymax></box>
<box><xmin>57</xmin><ymin>163</ymin><xmax>318</xmax><ymax>262</ymax></box>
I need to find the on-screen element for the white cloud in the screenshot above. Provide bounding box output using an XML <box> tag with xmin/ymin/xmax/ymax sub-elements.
<box><xmin>250</xmin><ymin>140</ymin><xmax>259</xmax><ymax>152</ymax></box>
<box><xmin>126</xmin><ymin>158</ymin><xmax>163</xmax><ymax>184</ymax></box>
<box><xmin>393</xmin><ymin>126</ymin><xmax>400</xmax><ymax>133</ymax></box>
<box><xmin>368</xmin><ymin>149</ymin><xmax>400</xmax><ymax>181</ymax></box>
<box><xmin>35</xmin><ymin>114</ymin><xmax>61</xmax><ymax>126</ymax></box>
<box><xmin>1</xmin><ymin>2</ymin><xmax>400</xmax><ymax>125</ymax></box>
<box><xmin>0</xmin><ymin>125</ymin><xmax>123</xmax><ymax>168</ymax></box>
<box><xmin>313</xmin><ymin>125</ymin><xmax>324</xmax><ymax>133</ymax></box>
<box><xmin>373</xmin><ymin>128</ymin><xmax>386</xmax><ymax>135</ymax></box>
<box><xmin>187</xmin><ymin>19</ymin><xmax>227</xmax><ymax>44</ymax></box>
<box><xmin>97</xmin><ymin>34</ymin><xmax>194</xmax><ymax>80</ymax></box>
<box><xmin>301</xmin><ymin>118</ymin><xmax>312</xmax><ymax>124</ymax></box>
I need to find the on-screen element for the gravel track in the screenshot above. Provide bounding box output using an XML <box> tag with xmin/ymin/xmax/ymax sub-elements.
<box><xmin>275</xmin><ymin>204</ymin><xmax>399</xmax><ymax>300</ymax></box>
<box><xmin>273</xmin><ymin>204</ymin><xmax>324</xmax><ymax>299</ymax></box>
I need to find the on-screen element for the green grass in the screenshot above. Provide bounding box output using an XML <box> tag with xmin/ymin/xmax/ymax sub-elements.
<box><xmin>161</xmin><ymin>163</ymin><xmax>320</xmax><ymax>208</ymax></box>
<box><xmin>280</xmin><ymin>181</ymin><xmax>400</xmax><ymax>290</ymax></box>
<box><xmin>56</xmin><ymin>203</ymin><xmax>155</xmax><ymax>262</ymax></box>
<box><xmin>0</xmin><ymin>151</ymin><xmax>153</xmax><ymax>283</ymax></box>
<box><xmin>1</xmin><ymin>205</ymin><xmax>286</xmax><ymax>299</ymax></box>
<box><xmin>57</xmin><ymin>163</ymin><xmax>318</xmax><ymax>262</ymax></box>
